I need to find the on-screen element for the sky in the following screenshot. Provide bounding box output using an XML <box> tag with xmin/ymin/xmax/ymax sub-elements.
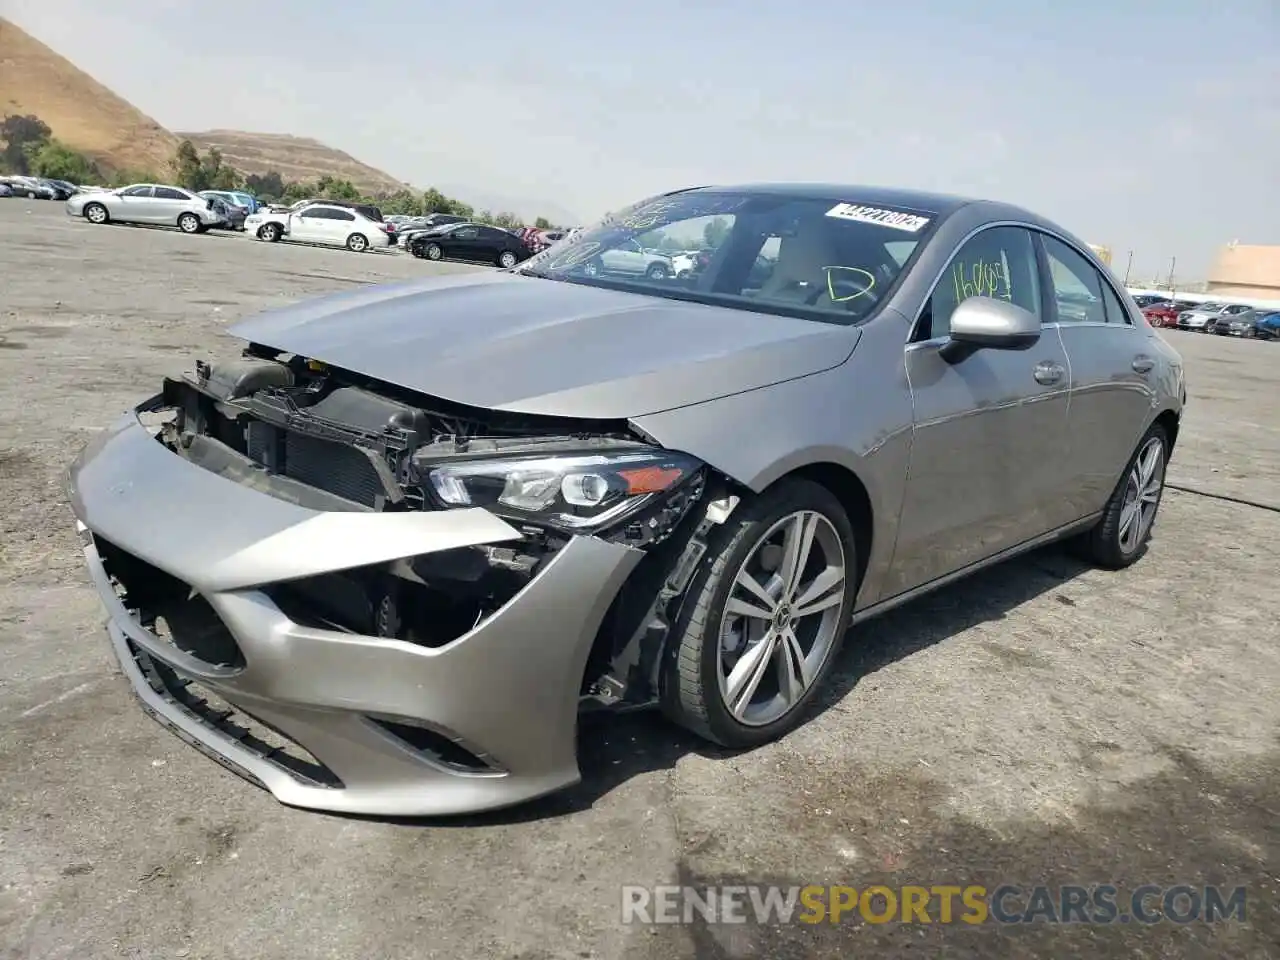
<box><xmin>4</xmin><ymin>0</ymin><xmax>1277</xmax><ymax>279</ymax></box>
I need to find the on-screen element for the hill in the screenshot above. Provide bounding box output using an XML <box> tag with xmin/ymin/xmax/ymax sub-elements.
<box><xmin>177</xmin><ymin>130</ymin><xmax>410</xmax><ymax>197</ymax></box>
<box><xmin>0</xmin><ymin>17</ymin><xmax>177</xmax><ymax>175</ymax></box>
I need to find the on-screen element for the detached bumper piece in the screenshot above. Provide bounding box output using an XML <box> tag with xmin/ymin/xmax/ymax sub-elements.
<box><xmin>71</xmin><ymin>411</ymin><xmax>642</xmax><ymax>816</ymax></box>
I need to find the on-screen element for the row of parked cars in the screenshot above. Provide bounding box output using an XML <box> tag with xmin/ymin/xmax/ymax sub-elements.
<box><xmin>0</xmin><ymin>175</ymin><xmax>84</xmax><ymax>200</ymax></box>
<box><xmin>1130</xmin><ymin>294</ymin><xmax>1280</xmax><ymax>340</ymax></box>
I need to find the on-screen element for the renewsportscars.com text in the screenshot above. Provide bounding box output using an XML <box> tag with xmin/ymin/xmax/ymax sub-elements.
<box><xmin>621</xmin><ymin>884</ymin><xmax>1247</xmax><ymax>926</ymax></box>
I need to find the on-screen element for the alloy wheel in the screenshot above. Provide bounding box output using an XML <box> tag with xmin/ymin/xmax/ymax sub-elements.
<box><xmin>1118</xmin><ymin>436</ymin><xmax>1164</xmax><ymax>555</ymax></box>
<box><xmin>717</xmin><ymin>510</ymin><xmax>847</xmax><ymax>727</ymax></box>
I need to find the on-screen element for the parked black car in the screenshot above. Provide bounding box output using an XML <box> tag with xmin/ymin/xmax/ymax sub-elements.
<box><xmin>408</xmin><ymin>222</ymin><xmax>533</xmax><ymax>267</ymax></box>
<box><xmin>396</xmin><ymin>213</ymin><xmax>469</xmax><ymax>246</ymax></box>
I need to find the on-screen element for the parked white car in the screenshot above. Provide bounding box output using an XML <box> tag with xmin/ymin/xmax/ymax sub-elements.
<box><xmin>1174</xmin><ymin>302</ymin><xmax>1247</xmax><ymax>332</ymax></box>
<box><xmin>65</xmin><ymin>184</ymin><xmax>226</xmax><ymax>233</ymax></box>
<box><xmin>244</xmin><ymin>203</ymin><xmax>392</xmax><ymax>252</ymax></box>
<box><xmin>581</xmin><ymin>237</ymin><xmax>674</xmax><ymax>279</ymax></box>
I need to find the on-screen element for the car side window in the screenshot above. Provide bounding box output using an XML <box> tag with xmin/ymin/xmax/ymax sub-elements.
<box><xmin>455</xmin><ymin>227</ymin><xmax>479</xmax><ymax>239</ymax></box>
<box><xmin>155</xmin><ymin>187</ymin><xmax>187</xmax><ymax>200</ymax></box>
<box><xmin>917</xmin><ymin>226</ymin><xmax>1041</xmax><ymax>340</ymax></box>
<box><xmin>122</xmin><ymin>186</ymin><xmax>153</xmax><ymax>197</ymax></box>
<box><xmin>1041</xmin><ymin>236</ymin><xmax>1107</xmax><ymax>324</ymax></box>
<box><xmin>1098</xmin><ymin>279</ymin><xmax>1133</xmax><ymax>325</ymax></box>
<box><xmin>332</xmin><ymin>210</ymin><xmax>355</xmax><ymax>221</ymax></box>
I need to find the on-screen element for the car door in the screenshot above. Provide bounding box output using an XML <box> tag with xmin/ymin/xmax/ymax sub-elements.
<box><xmin>447</xmin><ymin>225</ymin><xmax>481</xmax><ymax>260</ymax></box>
<box><xmin>153</xmin><ymin>186</ymin><xmax>191</xmax><ymax>224</ymax></box>
<box><xmin>114</xmin><ymin>185</ymin><xmax>156</xmax><ymax>222</ymax></box>
<box><xmin>1038</xmin><ymin>233</ymin><xmax>1157</xmax><ymax>520</ymax></box>
<box><xmin>887</xmin><ymin>225</ymin><xmax>1072</xmax><ymax>595</ymax></box>
<box><xmin>290</xmin><ymin>207</ymin><xmax>327</xmax><ymax>243</ymax></box>
<box><xmin>477</xmin><ymin>226</ymin><xmax>509</xmax><ymax>261</ymax></box>
<box><xmin>327</xmin><ymin>208</ymin><xmax>359</xmax><ymax>245</ymax></box>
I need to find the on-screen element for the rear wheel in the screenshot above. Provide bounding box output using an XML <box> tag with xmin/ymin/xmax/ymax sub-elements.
<box><xmin>497</xmin><ymin>250</ymin><xmax>518</xmax><ymax>268</ymax></box>
<box><xmin>84</xmin><ymin>203</ymin><xmax>109</xmax><ymax>224</ymax></box>
<box><xmin>346</xmin><ymin>232</ymin><xmax>369</xmax><ymax>252</ymax></box>
<box><xmin>1071</xmin><ymin>424</ymin><xmax>1168</xmax><ymax>569</ymax></box>
<box><xmin>661</xmin><ymin>479</ymin><xmax>857</xmax><ymax>748</ymax></box>
<box><xmin>646</xmin><ymin>262</ymin><xmax>669</xmax><ymax>280</ymax></box>
<box><xmin>177</xmin><ymin>212</ymin><xmax>201</xmax><ymax>234</ymax></box>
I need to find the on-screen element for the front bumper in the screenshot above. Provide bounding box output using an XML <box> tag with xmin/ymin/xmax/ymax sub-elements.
<box><xmin>69</xmin><ymin>409</ymin><xmax>643</xmax><ymax>815</ymax></box>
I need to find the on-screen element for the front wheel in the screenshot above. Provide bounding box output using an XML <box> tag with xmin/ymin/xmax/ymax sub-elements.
<box><xmin>661</xmin><ymin>478</ymin><xmax>857</xmax><ymax>748</ymax></box>
<box><xmin>346</xmin><ymin>233</ymin><xmax>369</xmax><ymax>252</ymax></box>
<box><xmin>177</xmin><ymin>213</ymin><xmax>201</xmax><ymax>234</ymax></box>
<box><xmin>645</xmin><ymin>262</ymin><xmax>669</xmax><ymax>280</ymax></box>
<box><xmin>1071</xmin><ymin>424</ymin><xmax>1168</xmax><ymax>569</ymax></box>
<box><xmin>424</xmin><ymin>243</ymin><xmax>443</xmax><ymax>261</ymax></box>
<box><xmin>84</xmin><ymin>203</ymin><xmax>109</xmax><ymax>224</ymax></box>
<box><xmin>258</xmin><ymin>223</ymin><xmax>282</xmax><ymax>242</ymax></box>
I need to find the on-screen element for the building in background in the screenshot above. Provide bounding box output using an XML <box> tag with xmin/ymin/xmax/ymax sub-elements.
<box><xmin>1206</xmin><ymin>243</ymin><xmax>1280</xmax><ymax>299</ymax></box>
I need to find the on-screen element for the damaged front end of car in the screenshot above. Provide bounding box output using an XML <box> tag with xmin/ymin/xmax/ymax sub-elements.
<box><xmin>70</xmin><ymin>341</ymin><xmax>734</xmax><ymax>814</ymax></box>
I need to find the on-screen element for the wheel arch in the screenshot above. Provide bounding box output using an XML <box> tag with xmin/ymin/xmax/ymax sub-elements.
<box><xmin>1153</xmin><ymin>406</ymin><xmax>1180</xmax><ymax>454</ymax></box>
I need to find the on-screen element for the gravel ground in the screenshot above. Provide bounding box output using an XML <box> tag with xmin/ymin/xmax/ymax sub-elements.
<box><xmin>1</xmin><ymin>201</ymin><xmax>1277</xmax><ymax>960</ymax></box>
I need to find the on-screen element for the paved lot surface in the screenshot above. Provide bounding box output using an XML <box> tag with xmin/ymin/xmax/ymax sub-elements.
<box><xmin>1</xmin><ymin>201</ymin><xmax>1277</xmax><ymax>960</ymax></box>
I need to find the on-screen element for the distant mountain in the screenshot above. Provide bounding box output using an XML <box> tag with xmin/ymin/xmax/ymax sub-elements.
<box><xmin>177</xmin><ymin>129</ymin><xmax>410</xmax><ymax>197</ymax></box>
<box><xmin>0</xmin><ymin>17</ymin><xmax>177</xmax><ymax>175</ymax></box>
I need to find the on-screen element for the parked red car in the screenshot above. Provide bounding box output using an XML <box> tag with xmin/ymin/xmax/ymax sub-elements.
<box><xmin>1142</xmin><ymin>300</ymin><xmax>1196</xmax><ymax>327</ymax></box>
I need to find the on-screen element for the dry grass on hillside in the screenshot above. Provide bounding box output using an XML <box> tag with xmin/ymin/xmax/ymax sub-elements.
<box><xmin>0</xmin><ymin>17</ymin><xmax>177</xmax><ymax>175</ymax></box>
<box><xmin>178</xmin><ymin>129</ymin><xmax>409</xmax><ymax>195</ymax></box>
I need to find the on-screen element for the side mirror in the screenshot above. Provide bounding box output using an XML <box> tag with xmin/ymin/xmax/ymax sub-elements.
<box><xmin>940</xmin><ymin>296</ymin><xmax>1041</xmax><ymax>363</ymax></box>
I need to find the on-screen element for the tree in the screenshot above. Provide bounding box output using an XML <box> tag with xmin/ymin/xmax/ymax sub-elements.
<box><xmin>29</xmin><ymin>140</ymin><xmax>98</xmax><ymax>182</ymax></box>
<box><xmin>703</xmin><ymin>216</ymin><xmax>731</xmax><ymax>249</ymax></box>
<box><xmin>0</xmin><ymin>114</ymin><xmax>53</xmax><ymax>174</ymax></box>
<box><xmin>172</xmin><ymin>140</ymin><xmax>205</xmax><ymax>189</ymax></box>
<box><xmin>244</xmin><ymin>170</ymin><xmax>285</xmax><ymax>200</ymax></box>
<box><xmin>534</xmin><ymin>217</ymin><xmax>551</xmax><ymax>229</ymax></box>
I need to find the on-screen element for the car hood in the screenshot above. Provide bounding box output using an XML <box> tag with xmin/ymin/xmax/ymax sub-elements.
<box><xmin>229</xmin><ymin>272</ymin><xmax>861</xmax><ymax>419</ymax></box>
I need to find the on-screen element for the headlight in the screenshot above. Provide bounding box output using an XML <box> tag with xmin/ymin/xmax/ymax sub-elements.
<box><xmin>425</xmin><ymin>446</ymin><xmax>704</xmax><ymax>536</ymax></box>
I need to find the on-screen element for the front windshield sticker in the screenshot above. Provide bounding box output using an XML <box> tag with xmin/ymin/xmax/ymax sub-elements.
<box><xmin>825</xmin><ymin>203</ymin><xmax>931</xmax><ymax>233</ymax></box>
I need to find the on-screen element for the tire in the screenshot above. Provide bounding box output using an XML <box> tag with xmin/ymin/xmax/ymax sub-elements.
<box><xmin>346</xmin><ymin>233</ymin><xmax>369</xmax><ymax>252</ymax></box>
<box><xmin>258</xmin><ymin>223</ymin><xmax>282</xmax><ymax>242</ymax></box>
<box><xmin>1243</xmin><ymin>327</ymin><xmax>1255</xmax><ymax>339</ymax></box>
<box><xmin>497</xmin><ymin>250</ymin><xmax>518</xmax><ymax>269</ymax></box>
<box><xmin>84</xmin><ymin>203</ymin><xmax>109</xmax><ymax>225</ymax></box>
<box><xmin>178</xmin><ymin>213</ymin><xmax>201</xmax><ymax>234</ymax></box>
<box><xmin>645</xmin><ymin>262</ymin><xmax>669</xmax><ymax>280</ymax></box>
<box><xmin>1071</xmin><ymin>424</ymin><xmax>1168</xmax><ymax>570</ymax></box>
<box><xmin>25</xmin><ymin>190</ymin><xmax>36</xmax><ymax>199</ymax></box>
<box><xmin>424</xmin><ymin>243</ymin><xmax>443</xmax><ymax>261</ymax></box>
<box><xmin>677</xmin><ymin>269</ymin><xmax>692</xmax><ymax>279</ymax></box>
<box><xmin>661</xmin><ymin>478</ymin><xmax>858</xmax><ymax>748</ymax></box>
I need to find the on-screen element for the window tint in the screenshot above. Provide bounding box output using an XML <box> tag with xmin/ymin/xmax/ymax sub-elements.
<box><xmin>1099</xmin><ymin>280</ymin><xmax>1132</xmax><ymax>324</ymax></box>
<box><xmin>122</xmin><ymin>186</ymin><xmax>153</xmax><ymax>197</ymax></box>
<box><xmin>332</xmin><ymin>209</ymin><xmax>355</xmax><ymax>221</ymax></box>
<box><xmin>455</xmin><ymin>226</ymin><xmax>479</xmax><ymax>239</ymax></box>
<box><xmin>155</xmin><ymin>187</ymin><xmax>188</xmax><ymax>200</ymax></box>
<box><xmin>918</xmin><ymin>226</ymin><xmax>1041</xmax><ymax>340</ymax></box>
<box><xmin>1041</xmin><ymin>235</ymin><xmax>1106</xmax><ymax>324</ymax></box>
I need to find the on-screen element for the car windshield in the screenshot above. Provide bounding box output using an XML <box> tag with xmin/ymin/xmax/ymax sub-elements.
<box><xmin>515</xmin><ymin>189</ymin><xmax>938</xmax><ymax>325</ymax></box>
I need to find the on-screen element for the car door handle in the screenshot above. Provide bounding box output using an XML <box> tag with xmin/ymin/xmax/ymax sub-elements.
<box><xmin>1132</xmin><ymin>356</ymin><xmax>1155</xmax><ymax>374</ymax></box>
<box><xmin>1033</xmin><ymin>360</ymin><xmax>1064</xmax><ymax>385</ymax></box>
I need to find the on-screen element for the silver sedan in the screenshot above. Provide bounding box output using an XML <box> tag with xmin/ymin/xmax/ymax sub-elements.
<box><xmin>68</xmin><ymin>183</ymin><xmax>1184</xmax><ymax>816</ymax></box>
<box><xmin>66</xmin><ymin>183</ymin><xmax>225</xmax><ymax>233</ymax></box>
